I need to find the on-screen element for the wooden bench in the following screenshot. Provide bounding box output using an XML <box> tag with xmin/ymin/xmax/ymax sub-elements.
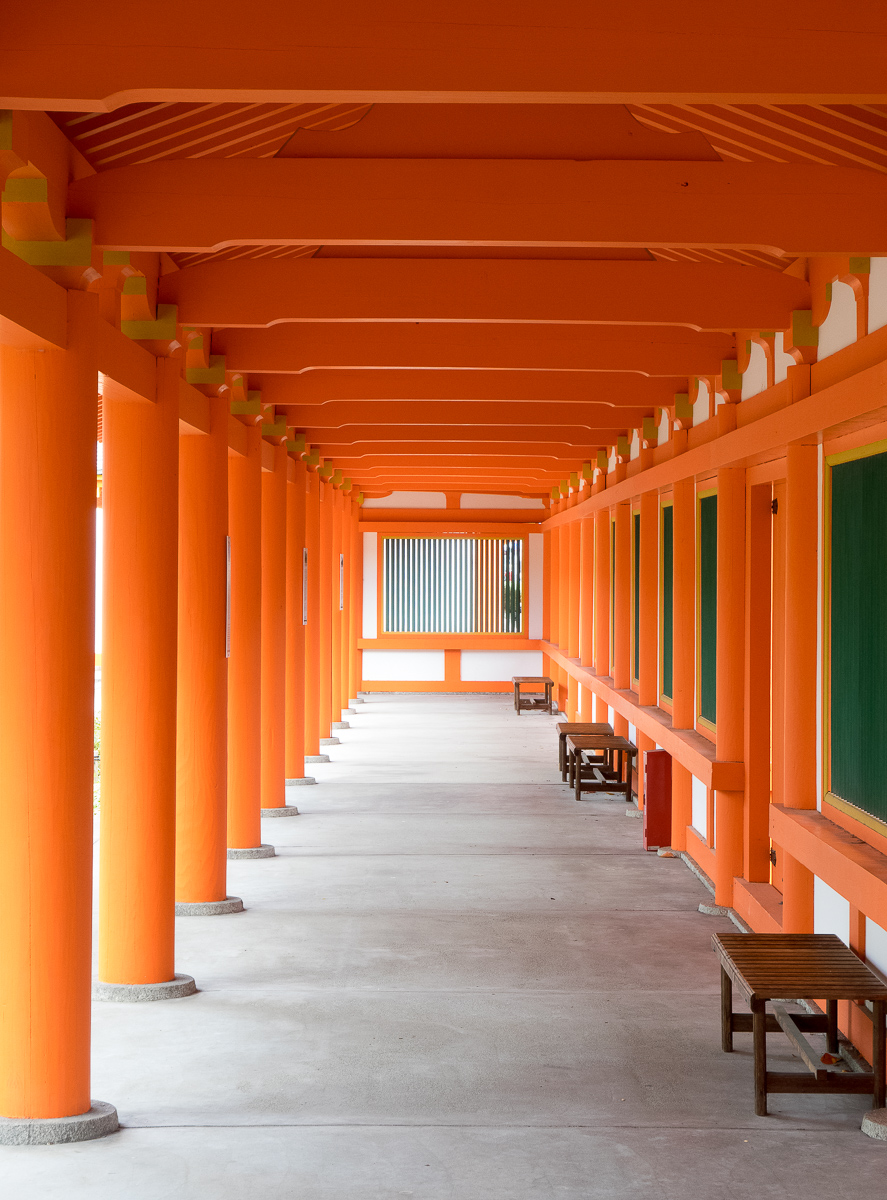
<box><xmin>713</xmin><ymin>931</ymin><xmax>887</xmax><ymax>1115</ymax></box>
<box><xmin>567</xmin><ymin>733</ymin><xmax>638</xmax><ymax>803</ymax></box>
<box><xmin>512</xmin><ymin>676</ymin><xmax>555</xmax><ymax>715</ymax></box>
<box><xmin>556</xmin><ymin>721</ymin><xmax>613</xmax><ymax>781</ymax></box>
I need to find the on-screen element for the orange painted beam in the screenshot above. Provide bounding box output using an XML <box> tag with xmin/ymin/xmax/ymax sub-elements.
<box><xmin>260</xmin><ymin>369</ymin><xmax>680</xmax><ymax>409</ymax></box>
<box><xmin>72</xmin><ymin>159</ymin><xmax>887</xmax><ymax>256</ymax></box>
<box><xmin>162</xmin><ymin>258</ymin><xmax>809</xmax><ymax>333</ymax></box>
<box><xmin>216</xmin><ymin>323</ymin><xmax>733</xmax><ymax>377</ymax></box>
<box><xmin>358</xmin><ymin>510</ymin><xmax>544</xmax><ymax>525</ymax></box>
<box><xmin>301</xmin><ymin>425</ymin><xmax>642</xmax><ymax>448</ymax></box>
<box><xmin>0</xmin><ymin>245</ymin><xmax>67</xmax><ymax>350</ymax></box>
<box><xmin>6</xmin><ymin>6</ymin><xmax>887</xmax><ymax>109</ymax></box>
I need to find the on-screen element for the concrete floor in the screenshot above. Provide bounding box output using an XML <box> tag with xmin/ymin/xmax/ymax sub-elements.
<box><xmin>3</xmin><ymin>693</ymin><xmax>885</xmax><ymax>1197</ymax></box>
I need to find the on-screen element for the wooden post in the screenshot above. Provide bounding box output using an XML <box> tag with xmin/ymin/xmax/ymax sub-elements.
<box><xmin>0</xmin><ymin>294</ymin><xmax>103</xmax><ymax>1120</ymax></box>
<box><xmin>227</xmin><ymin>426</ymin><xmax>264</xmax><ymax>851</ymax></box>
<box><xmin>260</xmin><ymin>443</ymin><xmax>287</xmax><ymax>811</ymax></box>
<box><xmin>303</xmin><ymin>470</ymin><xmax>321</xmax><ymax>756</ymax></box>
<box><xmin>176</xmin><ymin>396</ymin><xmax>229</xmax><ymax>903</ymax></box>
<box><xmin>568</xmin><ymin>515</ymin><xmax>580</xmax><ymax>660</ymax></box>
<box><xmin>318</xmin><ymin>478</ymin><xmax>333</xmax><ymax>738</ymax></box>
<box><xmin>285</xmin><ymin>456</ymin><xmax>308</xmax><ymax>780</ymax></box>
<box><xmin>100</xmin><ymin>357</ymin><xmax>182</xmax><ymax>985</ymax></box>
<box><xmin>593</xmin><ymin>505</ymin><xmax>610</xmax><ymax>721</ymax></box>
<box><xmin>744</xmin><ymin>484</ymin><xmax>773</xmax><ymax>882</ymax></box>
<box><xmin>638</xmin><ymin>490</ymin><xmax>658</xmax><ymax>707</ymax></box>
<box><xmin>672</xmin><ymin>476</ymin><xmax>695</xmax><ymax>730</ymax></box>
<box><xmin>579</xmin><ymin>516</ymin><xmax>594</xmax><ymax>669</ymax></box>
<box><xmin>613</xmin><ymin>502</ymin><xmax>631</xmax><ymax>691</ymax></box>
<box><xmin>714</xmin><ymin>467</ymin><xmax>746</xmax><ymax>907</ymax></box>
<box><xmin>783</xmin><ymin>444</ymin><xmax>818</xmax><ymax>932</ymax></box>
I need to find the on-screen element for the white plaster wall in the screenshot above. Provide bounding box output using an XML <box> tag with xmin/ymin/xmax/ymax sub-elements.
<box><xmin>813</xmin><ymin>875</ymin><xmax>851</xmax><ymax>946</ymax></box>
<box><xmin>362</xmin><ymin>531</ymin><xmax>378</xmax><ymax>638</ymax></box>
<box><xmin>607</xmin><ymin>705</ymin><xmax>615</xmax><ymax>727</ymax></box>
<box><xmin>866</xmin><ymin>917</ymin><xmax>887</xmax><ymax>976</ymax></box>
<box><xmin>773</xmin><ymin>332</ymin><xmax>796</xmax><ymax>385</ymax></box>
<box><xmin>629</xmin><ymin>429</ymin><xmax>640</xmax><ymax>460</ymax></box>
<box><xmin>740</xmin><ymin>340</ymin><xmax>768</xmax><ymax>400</ymax></box>
<box><xmin>363</xmin><ymin>491</ymin><xmax>446</xmax><ymax>508</ymax></box>
<box><xmin>460</xmin><ymin>493</ymin><xmax>545</xmax><ymax>509</ymax></box>
<box><xmin>692</xmin><ymin>380</ymin><xmax>710</xmax><ymax>426</ymax></box>
<box><xmin>628</xmin><ymin>722</ymin><xmax>637</xmax><ymax>744</ymax></box>
<box><xmin>361</xmin><ymin>649</ymin><xmax>446</xmax><ymax>681</ymax></box>
<box><xmin>691</xmin><ymin>775</ymin><xmax>707</xmax><ymax>838</ymax></box>
<box><xmin>460</xmin><ymin>650</ymin><xmax>543</xmax><ymax>681</ymax></box>
<box><xmin>528</xmin><ymin>532</ymin><xmax>544</xmax><ymax>639</ymax></box>
<box><xmin>817</xmin><ymin>280</ymin><xmax>857</xmax><ymax>359</ymax></box>
<box><xmin>869</xmin><ymin>258</ymin><xmax>887</xmax><ymax>333</ymax></box>
<box><xmin>657</xmin><ymin>408</ymin><xmax>669</xmax><ymax>444</ymax></box>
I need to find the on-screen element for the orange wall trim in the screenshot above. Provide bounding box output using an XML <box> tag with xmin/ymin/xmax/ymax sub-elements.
<box><xmin>685</xmin><ymin>826</ymin><xmax>717</xmax><ymax>885</ymax></box>
<box><xmin>359</xmin><ymin>636</ymin><xmax>541</xmax><ymax>650</ymax></box>
<box><xmin>733</xmin><ymin>878</ymin><xmax>784</xmax><ymax>933</ymax></box>
<box><xmin>544</xmin><ymin>640</ymin><xmax>743</xmax><ymax>791</ymax></box>
<box><xmin>771</xmin><ymin>804</ymin><xmax>887</xmax><ymax>920</ymax></box>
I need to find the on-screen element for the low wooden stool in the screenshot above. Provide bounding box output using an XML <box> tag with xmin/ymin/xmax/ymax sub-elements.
<box><xmin>567</xmin><ymin>734</ymin><xmax>638</xmax><ymax>801</ymax></box>
<box><xmin>556</xmin><ymin>722</ymin><xmax>613</xmax><ymax>781</ymax></box>
<box><xmin>713</xmin><ymin>931</ymin><xmax>887</xmax><ymax>1115</ymax></box>
<box><xmin>512</xmin><ymin>676</ymin><xmax>554</xmax><ymax>715</ymax></box>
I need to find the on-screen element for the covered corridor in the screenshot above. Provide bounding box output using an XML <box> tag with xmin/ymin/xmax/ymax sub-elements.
<box><xmin>5</xmin><ymin>694</ymin><xmax>886</xmax><ymax>1197</ymax></box>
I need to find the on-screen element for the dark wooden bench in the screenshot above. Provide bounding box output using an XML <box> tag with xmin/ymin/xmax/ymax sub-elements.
<box><xmin>566</xmin><ymin>733</ymin><xmax>638</xmax><ymax>802</ymax></box>
<box><xmin>556</xmin><ymin>721</ymin><xmax>613</xmax><ymax>781</ymax></box>
<box><xmin>713</xmin><ymin>931</ymin><xmax>887</xmax><ymax>1115</ymax></box>
<box><xmin>512</xmin><ymin>676</ymin><xmax>554</xmax><ymax>715</ymax></box>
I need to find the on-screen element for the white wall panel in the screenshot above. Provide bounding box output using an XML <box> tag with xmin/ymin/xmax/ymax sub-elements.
<box><xmin>817</xmin><ymin>280</ymin><xmax>857</xmax><ymax>359</ymax></box>
<box><xmin>363</xmin><ymin>491</ymin><xmax>446</xmax><ymax>508</ymax></box>
<box><xmin>460</xmin><ymin>493</ymin><xmax>545</xmax><ymax>509</ymax></box>
<box><xmin>866</xmin><ymin>917</ymin><xmax>887</xmax><ymax>976</ymax></box>
<box><xmin>460</xmin><ymin>650</ymin><xmax>543</xmax><ymax>681</ymax></box>
<box><xmin>361</xmin><ymin>649</ymin><xmax>446</xmax><ymax>681</ymax></box>
<box><xmin>528</xmin><ymin>533</ymin><xmax>544</xmax><ymax>639</ymax></box>
<box><xmin>813</xmin><ymin>876</ymin><xmax>851</xmax><ymax>946</ymax></box>
<box><xmin>691</xmin><ymin>775</ymin><xmax>707</xmax><ymax>838</ymax></box>
<box><xmin>362</xmin><ymin>531</ymin><xmax>378</xmax><ymax>639</ymax></box>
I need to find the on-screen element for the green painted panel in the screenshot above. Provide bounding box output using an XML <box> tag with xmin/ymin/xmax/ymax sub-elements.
<box><xmin>830</xmin><ymin>452</ymin><xmax>887</xmax><ymax>822</ymax></box>
<box><xmin>699</xmin><ymin>495</ymin><xmax>718</xmax><ymax>724</ymax></box>
<box><xmin>662</xmin><ymin>506</ymin><xmax>674</xmax><ymax>699</ymax></box>
<box><xmin>633</xmin><ymin>512</ymin><xmax>641</xmax><ymax>682</ymax></box>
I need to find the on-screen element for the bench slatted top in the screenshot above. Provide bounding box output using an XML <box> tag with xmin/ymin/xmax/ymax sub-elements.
<box><xmin>566</xmin><ymin>734</ymin><xmax>637</xmax><ymax>752</ymax></box>
<box><xmin>513</xmin><ymin>677</ymin><xmax>554</xmax><ymax>685</ymax></box>
<box><xmin>713</xmin><ymin>932</ymin><xmax>887</xmax><ymax>1004</ymax></box>
<box><xmin>556</xmin><ymin>722</ymin><xmax>613</xmax><ymax>736</ymax></box>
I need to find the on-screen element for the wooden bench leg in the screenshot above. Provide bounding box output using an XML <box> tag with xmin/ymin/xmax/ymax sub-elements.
<box><xmin>752</xmin><ymin>998</ymin><xmax>768</xmax><ymax>1116</ymax></box>
<box><xmin>559</xmin><ymin>737</ymin><xmax>567</xmax><ymax>782</ymax></box>
<box><xmin>826</xmin><ymin>999</ymin><xmax>839</xmax><ymax>1056</ymax></box>
<box><xmin>721</xmin><ymin>968</ymin><xmax>733</xmax><ymax>1053</ymax></box>
<box><xmin>874</xmin><ymin>999</ymin><xmax>886</xmax><ymax>1110</ymax></box>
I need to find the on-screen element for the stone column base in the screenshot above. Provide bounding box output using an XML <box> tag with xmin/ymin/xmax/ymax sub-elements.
<box><xmin>319</xmin><ymin>737</ymin><xmax>340</xmax><ymax>746</ymax></box>
<box><xmin>305</xmin><ymin>754</ymin><xmax>329</xmax><ymax>764</ymax></box>
<box><xmin>175</xmin><ymin>896</ymin><xmax>244</xmax><ymax>916</ymax></box>
<box><xmin>93</xmin><ymin>974</ymin><xmax>197</xmax><ymax>1002</ymax></box>
<box><xmin>863</xmin><ymin>1109</ymin><xmax>887</xmax><ymax>1139</ymax></box>
<box><xmin>330</xmin><ymin>722</ymin><xmax>349</xmax><ymax>731</ymax></box>
<box><xmin>286</xmin><ymin>776</ymin><xmax>317</xmax><ymax>785</ymax></box>
<box><xmin>261</xmin><ymin>805</ymin><xmax>299</xmax><ymax>817</ymax></box>
<box><xmin>0</xmin><ymin>1101</ymin><xmax>119</xmax><ymax>1146</ymax></box>
<box><xmin>227</xmin><ymin>844</ymin><xmax>275</xmax><ymax>860</ymax></box>
<box><xmin>342</xmin><ymin>708</ymin><xmax>355</xmax><ymax>716</ymax></box>
<box><xmin>349</xmin><ymin>697</ymin><xmax>365</xmax><ymax>704</ymax></box>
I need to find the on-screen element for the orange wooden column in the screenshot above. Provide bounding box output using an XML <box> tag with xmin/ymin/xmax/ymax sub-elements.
<box><xmin>549</xmin><ymin>516</ymin><xmax>560</xmax><ymax>650</ymax></box>
<box><xmin>100</xmin><ymin>358</ymin><xmax>194</xmax><ymax>996</ymax></box>
<box><xmin>613</xmin><ymin>502</ymin><xmax>631</xmax><ymax>692</ymax></box>
<box><xmin>175</xmin><ymin>395</ymin><xmax>236</xmax><ymax>912</ymax></box>
<box><xmin>330</xmin><ymin>486</ymin><xmax>343</xmax><ymax>727</ymax></box>
<box><xmin>285</xmin><ymin>456</ymin><xmax>310</xmax><ymax>783</ymax></box>
<box><xmin>558</xmin><ymin>511</ymin><xmax>570</xmax><ymax>655</ymax></box>
<box><xmin>638</xmin><ymin>491</ymin><xmax>658</xmax><ymax>707</ymax></box>
<box><xmin>744</xmin><ymin>485</ymin><xmax>773</xmax><ymax>883</ymax></box>
<box><xmin>579</xmin><ymin>516</ymin><xmax>594</xmax><ymax>668</ymax></box>
<box><xmin>341</xmin><ymin>493</ymin><xmax>354</xmax><ymax>708</ymax></box>
<box><xmin>347</xmin><ymin>498</ymin><xmax>361</xmax><ymax>703</ymax></box>
<box><xmin>227</xmin><ymin>426</ymin><xmax>272</xmax><ymax>858</ymax></box>
<box><xmin>713</xmin><ymin>468</ymin><xmax>746</xmax><ymax>907</ymax></box>
<box><xmin>568</xmin><ymin>511</ymin><xmax>581</xmax><ymax>660</ymax></box>
<box><xmin>782</xmin><ymin>443</ymin><xmax>818</xmax><ymax>932</ymax></box>
<box><xmin>593</xmin><ymin>504</ymin><xmax>610</xmax><ymax>721</ymax></box>
<box><xmin>0</xmin><ymin>295</ymin><xmax>117</xmax><ymax>1135</ymax></box>
<box><xmin>304</xmin><ymin>469</ymin><xmax>322</xmax><ymax>758</ymax></box>
<box><xmin>317</xmin><ymin>477</ymin><xmax>334</xmax><ymax>741</ymax></box>
<box><xmin>671</xmin><ymin>477</ymin><xmax>695</xmax><ymax>730</ymax></box>
<box><xmin>260</xmin><ymin>443</ymin><xmax>290</xmax><ymax>815</ymax></box>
